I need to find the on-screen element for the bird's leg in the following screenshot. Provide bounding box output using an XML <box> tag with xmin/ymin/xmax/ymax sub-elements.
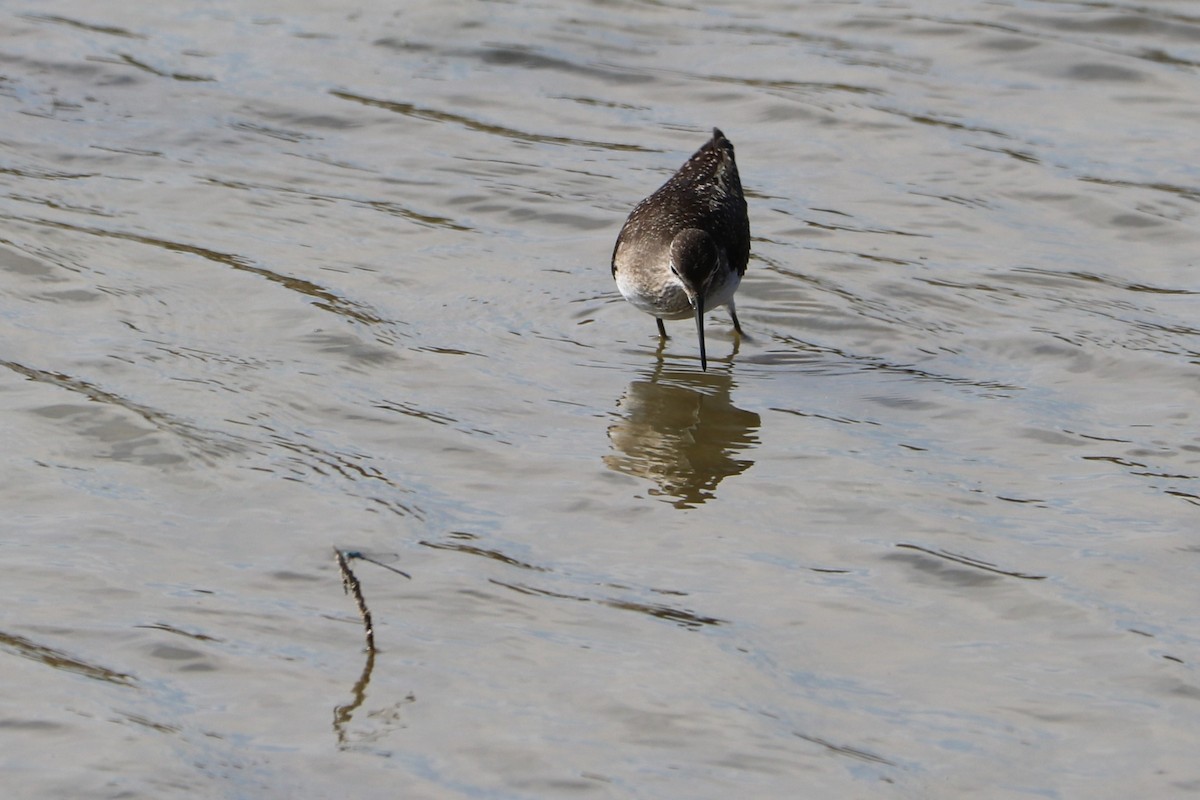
<box><xmin>656</xmin><ymin>318</ymin><xmax>667</xmax><ymax>339</ymax></box>
<box><xmin>728</xmin><ymin>298</ymin><xmax>744</xmax><ymax>336</ymax></box>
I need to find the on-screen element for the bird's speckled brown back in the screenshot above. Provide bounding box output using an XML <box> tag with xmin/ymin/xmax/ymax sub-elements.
<box><xmin>612</xmin><ymin>128</ymin><xmax>749</xmax><ymax>281</ymax></box>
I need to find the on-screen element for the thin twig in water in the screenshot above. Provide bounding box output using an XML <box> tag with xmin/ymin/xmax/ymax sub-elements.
<box><xmin>334</xmin><ymin>548</ymin><xmax>376</xmax><ymax>652</ymax></box>
<box><xmin>895</xmin><ymin>543</ymin><xmax>1047</xmax><ymax>580</ymax></box>
<box><xmin>330</xmin><ymin>549</ymin><xmax>413</xmax><ymax>748</ymax></box>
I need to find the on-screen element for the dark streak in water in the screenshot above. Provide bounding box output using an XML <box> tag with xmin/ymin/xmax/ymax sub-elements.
<box><xmin>19</xmin><ymin>13</ymin><xmax>145</xmax><ymax>39</ymax></box>
<box><xmin>803</xmin><ymin>220</ymin><xmax>928</xmax><ymax>238</ymax></box>
<box><xmin>769</xmin><ymin>333</ymin><xmax>1022</xmax><ymax>392</ymax></box>
<box><xmin>7</xmin><ymin>193</ymin><xmax>114</xmax><ymax>217</ymax></box>
<box><xmin>230</xmin><ymin>120</ymin><xmax>316</xmax><ymax>143</ymax></box>
<box><xmin>372</xmin><ymin>399</ymin><xmax>503</xmax><ymax>442</ymax></box>
<box><xmin>1064</xmin><ymin>430</ymin><xmax>1133</xmax><ymax>444</ymax></box>
<box><xmin>0</xmin><ymin>630</ymin><xmax>135</xmax><ymax>687</ymax></box>
<box><xmin>415</xmin><ymin>346</ymin><xmax>485</xmax><ymax>357</ymax></box>
<box><xmin>117</xmin><ymin>711</ymin><xmax>180</xmax><ymax>734</ymax></box>
<box><xmin>0</xmin><ymin>358</ymin><xmax>244</xmax><ymax>461</ymax></box>
<box><xmin>1080</xmin><ymin>175</ymin><xmax>1200</xmax><ymax>204</ymax></box>
<box><xmin>0</xmin><ymin>165</ymin><xmax>96</xmax><ymax>181</ymax></box>
<box><xmin>875</xmin><ymin>105</ymin><xmax>1013</xmax><ymax>140</ymax></box>
<box><xmin>489</xmin><ymin>579</ymin><xmax>582</xmax><ymax>600</ymax></box>
<box><xmin>360</xmin><ymin>198</ymin><xmax>472</xmax><ymax>231</ymax></box>
<box><xmin>1135</xmin><ymin>47</ymin><xmax>1200</xmax><ymax>68</ymax></box>
<box><xmin>808</xmin><ymin>245</ymin><xmax>922</xmax><ymax>265</ymax></box>
<box><xmin>373</xmin><ymin>400</ymin><xmax>458</xmax><ymax>427</ymax></box>
<box><xmin>969</xmin><ymin>144</ymin><xmax>1041</xmax><ymax>164</ymax></box>
<box><xmin>475</xmin><ymin>44</ymin><xmax>652</xmax><ymax>86</ymax></box>
<box><xmin>1132</xmin><ymin>470</ymin><xmax>1197</xmax><ymax>480</ymax></box>
<box><xmin>601</xmin><ymin>598</ymin><xmax>725</xmax><ymax>629</ymax></box>
<box><xmin>489</xmin><ymin>580</ymin><xmax>725</xmax><ymax>629</ymax></box>
<box><xmin>330</xmin><ymin>89</ymin><xmax>650</xmax><ymax>152</ymax></box>
<box><xmin>421</xmin><ymin>540</ymin><xmax>548</xmax><ymax>572</ymax></box>
<box><xmin>895</xmin><ymin>543</ymin><xmax>1047</xmax><ymax>580</ymax></box>
<box><xmin>106</xmin><ymin>53</ymin><xmax>214</xmax><ymax>82</ymax></box>
<box><xmin>908</xmin><ymin>12</ymin><xmax>1200</xmax><ymax>71</ymax></box>
<box><xmin>1164</xmin><ymin>489</ymin><xmax>1200</xmax><ymax>506</ymax></box>
<box><xmin>0</xmin><ymin>213</ymin><xmax>387</xmax><ymax>324</ymax></box>
<box><xmin>1012</xmin><ymin>266</ymin><xmax>1198</xmax><ymax>296</ymax></box>
<box><xmin>1083</xmin><ymin>455</ymin><xmax>1146</xmax><ymax>469</ymax></box>
<box><xmin>267</xmin><ymin>435</ymin><xmax>422</xmax><ymax>517</ymax></box>
<box><xmin>135</xmin><ymin>623</ymin><xmax>221</xmax><ymax>642</ymax></box>
<box><xmin>201</xmin><ymin>176</ymin><xmax>472</xmax><ymax>232</ymax></box>
<box><xmin>771</xmin><ymin>407</ymin><xmax>881</xmax><ymax>427</ymax></box>
<box><xmin>711</xmin><ymin>73</ymin><xmax>883</xmax><ymax>96</ymax></box>
<box><xmin>795</xmin><ymin>732</ymin><xmax>897</xmax><ymax>766</ymax></box>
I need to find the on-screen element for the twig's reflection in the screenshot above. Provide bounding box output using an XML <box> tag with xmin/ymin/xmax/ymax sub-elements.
<box><xmin>604</xmin><ymin>361</ymin><xmax>760</xmax><ymax>507</ymax></box>
<box><xmin>332</xmin><ymin>647</ymin><xmax>375</xmax><ymax>749</ymax></box>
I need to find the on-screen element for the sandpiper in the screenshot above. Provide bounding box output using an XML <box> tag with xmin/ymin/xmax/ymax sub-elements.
<box><xmin>612</xmin><ymin>127</ymin><xmax>749</xmax><ymax>371</ymax></box>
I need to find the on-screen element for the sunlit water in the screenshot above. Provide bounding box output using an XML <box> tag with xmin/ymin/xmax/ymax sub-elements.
<box><xmin>3</xmin><ymin>1</ymin><xmax>1199</xmax><ymax>797</ymax></box>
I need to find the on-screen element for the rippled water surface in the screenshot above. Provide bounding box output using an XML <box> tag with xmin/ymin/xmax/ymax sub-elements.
<box><xmin>3</xmin><ymin>1</ymin><xmax>1200</xmax><ymax>797</ymax></box>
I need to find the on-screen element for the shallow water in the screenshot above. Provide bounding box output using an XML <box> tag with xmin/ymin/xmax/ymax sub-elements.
<box><xmin>2</xmin><ymin>0</ymin><xmax>1199</xmax><ymax>797</ymax></box>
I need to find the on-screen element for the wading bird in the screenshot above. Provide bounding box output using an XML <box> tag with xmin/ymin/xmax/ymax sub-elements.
<box><xmin>612</xmin><ymin>128</ymin><xmax>749</xmax><ymax>371</ymax></box>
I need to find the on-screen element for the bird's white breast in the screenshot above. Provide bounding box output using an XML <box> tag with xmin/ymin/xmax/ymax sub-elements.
<box><xmin>615</xmin><ymin>259</ymin><xmax>693</xmax><ymax>319</ymax></box>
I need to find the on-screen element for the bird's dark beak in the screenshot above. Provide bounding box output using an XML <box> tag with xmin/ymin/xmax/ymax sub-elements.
<box><xmin>694</xmin><ymin>295</ymin><xmax>707</xmax><ymax>371</ymax></box>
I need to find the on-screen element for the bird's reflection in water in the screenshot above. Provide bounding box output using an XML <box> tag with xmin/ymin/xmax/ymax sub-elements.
<box><xmin>604</xmin><ymin>362</ymin><xmax>761</xmax><ymax>508</ymax></box>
